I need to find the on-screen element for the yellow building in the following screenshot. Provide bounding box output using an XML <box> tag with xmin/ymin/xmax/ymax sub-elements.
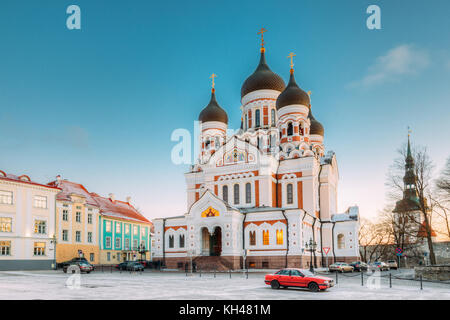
<box><xmin>48</xmin><ymin>176</ymin><xmax>100</xmax><ymax>265</ymax></box>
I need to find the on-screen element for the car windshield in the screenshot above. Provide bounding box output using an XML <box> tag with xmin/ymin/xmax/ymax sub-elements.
<box><xmin>300</xmin><ymin>270</ymin><xmax>315</xmax><ymax>277</ymax></box>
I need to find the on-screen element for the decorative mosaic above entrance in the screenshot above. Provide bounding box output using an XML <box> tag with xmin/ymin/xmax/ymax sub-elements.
<box><xmin>201</xmin><ymin>206</ymin><xmax>219</xmax><ymax>218</ymax></box>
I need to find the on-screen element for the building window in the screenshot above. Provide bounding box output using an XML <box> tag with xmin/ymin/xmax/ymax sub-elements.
<box><xmin>0</xmin><ymin>191</ymin><xmax>13</xmax><ymax>204</ymax></box>
<box><xmin>179</xmin><ymin>234</ymin><xmax>185</xmax><ymax>248</ymax></box>
<box><xmin>234</xmin><ymin>184</ymin><xmax>240</xmax><ymax>205</ymax></box>
<box><xmin>76</xmin><ymin>212</ymin><xmax>81</xmax><ymax>223</ymax></box>
<box><xmin>249</xmin><ymin>231</ymin><xmax>256</xmax><ymax>246</ymax></box>
<box><xmin>33</xmin><ymin>242</ymin><xmax>46</xmax><ymax>256</ymax></box>
<box><xmin>287</xmin><ymin>123</ymin><xmax>293</xmax><ymax>136</ymax></box>
<box><xmin>245</xmin><ymin>114</ymin><xmax>248</xmax><ymax>130</ymax></box>
<box><xmin>337</xmin><ymin>234</ymin><xmax>345</xmax><ymax>249</ymax></box>
<box><xmin>33</xmin><ymin>196</ymin><xmax>47</xmax><ymax>209</ymax></box>
<box><xmin>245</xmin><ymin>183</ymin><xmax>251</xmax><ymax>204</ymax></box>
<box><xmin>62</xmin><ymin>210</ymin><xmax>69</xmax><ymax>221</ymax></box>
<box><xmin>105</xmin><ymin>221</ymin><xmax>111</xmax><ymax>232</ymax></box>
<box><xmin>263</xmin><ymin>230</ymin><xmax>269</xmax><ymax>245</ymax></box>
<box><xmin>105</xmin><ymin>237</ymin><xmax>112</xmax><ymax>248</ymax></box>
<box><xmin>215</xmin><ymin>136</ymin><xmax>220</xmax><ymax>148</ymax></box>
<box><xmin>125</xmin><ymin>238</ymin><xmax>130</xmax><ymax>250</ymax></box>
<box><xmin>133</xmin><ymin>226</ymin><xmax>138</xmax><ymax>235</ymax></box>
<box><xmin>75</xmin><ymin>231</ymin><xmax>81</xmax><ymax>242</ymax></box>
<box><xmin>88</xmin><ymin>232</ymin><xmax>92</xmax><ymax>243</ymax></box>
<box><xmin>107</xmin><ymin>252</ymin><xmax>111</xmax><ymax>261</ymax></box>
<box><xmin>115</xmin><ymin>237</ymin><xmax>121</xmax><ymax>248</ymax></box>
<box><xmin>0</xmin><ymin>241</ymin><xmax>11</xmax><ymax>255</ymax></box>
<box><xmin>0</xmin><ymin>217</ymin><xmax>12</xmax><ymax>232</ymax></box>
<box><xmin>116</xmin><ymin>223</ymin><xmax>121</xmax><ymax>233</ymax></box>
<box><xmin>169</xmin><ymin>235</ymin><xmax>174</xmax><ymax>248</ymax></box>
<box><xmin>90</xmin><ymin>253</ymin><xmax>94</xmax><ymax>262</ymax></box>
<box><xmin>133</xmin><ymin>239</ymin><xmax>138</xmax><ymax>249</ymax></box>
<box><xmin>88</xmin><ymin>214</ymin><xmax>92</xmax><ymax>224</ymax></box>
<box><xmin>287</xmin><ymin>184</ymin><xmax>293</xmax><ymax>204</ymax></box>
<box><xmin>276</xmin><ymin>229</ymin><xmax>283</xmax><ymax>245</ymax></box>
<box><xmin>255</xmin><ymin>109</ymin><xmax>260</xmax><ymax>127</ymax></box>
<box><xmin>62</xmin><ymin>230</ymin><xmax>68</xmax><ymax>241</ymax></box>
<box><xmin>271</xmin><ymin>109</ymin><xmax>276</xmax><ymax>126</ymax></box>
<box><xmin>34</xmin><ymin>220</ymin><xmax>47</xmax><ymax>234</ymax></box>
<box><xmin>141</xmin><ymin>228</ymin><xmax>146</xmax><ymax>236</ymax></box>
<box><xmin>222</xmin><ymin>185</ymin><xmax>228</xmax><ymax>203</ymax></box>
<box><xmin>125</xmin><ymin>225</ymin><xmax>130</xmax><ymax>234</ymax></box>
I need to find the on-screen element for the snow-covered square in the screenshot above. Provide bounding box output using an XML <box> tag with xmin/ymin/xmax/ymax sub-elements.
<box><xmin>0</xmin><ymin>269</ymin><xmax>448</xmax><ymax>300</ymax></box>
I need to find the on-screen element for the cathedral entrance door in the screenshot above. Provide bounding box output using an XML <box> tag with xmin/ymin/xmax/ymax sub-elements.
<box><xmin>210</xmin><ymin>227</ymin><xmax>222</xmax><ymax>256</ymax></box>
<box><xmin>201</xmin><ymin>227</ymin><xmax>210</xmax><ymax>256</ymax></box>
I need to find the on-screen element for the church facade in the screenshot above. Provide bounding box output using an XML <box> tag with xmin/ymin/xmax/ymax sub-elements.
<box><xmin>153</xmin><ymin>35</ymin><xmax>360</xmax><ymax>270</ymax></box>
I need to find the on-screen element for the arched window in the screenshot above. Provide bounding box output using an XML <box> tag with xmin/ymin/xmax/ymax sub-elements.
<box><xmin>255</xmin><ymin>109</ymin><xmax>260</xmax><ymax>127</ymax></box>
<box><xmin>337</xmin><ymin>234</ymin><xmax>345</xmax><ymax>249</ymax></box>
<box><xmin>271</xmin><ymin>109</ymin><xmax>276</xmax><ymax>126</ymax></box>
<box><xmin>245</xmin><ymin>114</ymin><xmax>248</xmax><ymax>131</ymax></box>
<box><xmin>299</xmin><ymin>123</ymin><xmax>304</xmax><ymax>135</ymax></box>
<box><xmin>234</xmin><ymin>184</ymin><xmax>240</xmax><ymax>205</ymax></box>
<box><xmin>263</xmin><ymin>230</ymin><xmax>270</xmax><ymax>245</ymax></box>
<box><xmin>179</xmin><ymin>234</ymin><xmax>185</xmax><ymax>248</ymax></box>
<box><xmin>276</xmin><ymin>229</ymin><xmax>283</xmax><ymax>245</ymax></box>
<box><xmin>287</xmin><ymin>123</ymin><xmax>293</xmax><ymax>136</ymax></box>
<box><xmin>168</xmin><ymin>235</ymin><xmax>174</xmax><ymax>248</ymax></box>
<box><xmin>205</xmin><ymin>138</ymin><xmax>210</xmax><ymax>150</ymax></box>
<box><xmin>245</xmin><ymin>183</ymin><xmax>251</xmax><ymax>204</ymax></box>
<box><xmin>249</xmin><ymin>231</ymin><xmax>256</xmax><ymax>246</ymax></box>
<box><xmin>222</xmin><ymin>185</ymin><xmax>228</xmax><ymax>203</ymax></box>
<box><xmin>287</xmin><ymin>183</ymin><xmax>293</xmax><ymax>204</ymax></box>
<box><xmin>215</xmin><ymin>136</ymin><xmax>220</xmax><ymax>148</ymax></box>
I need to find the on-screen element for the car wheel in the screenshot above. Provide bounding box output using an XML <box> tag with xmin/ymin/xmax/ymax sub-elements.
<box><xmin>308</xmin><ymin>282</ymin><xmax>319</xmax><ymax>292</ymax></box>
<box><xmin>270</xmin><ymin>280</ymin><xmax>280</xmax><ymax>289</ymax></box>
<box><xmin>86</xmin><ymin>271</ymin><xmax>91</xmax><ymax>274</ymax></box>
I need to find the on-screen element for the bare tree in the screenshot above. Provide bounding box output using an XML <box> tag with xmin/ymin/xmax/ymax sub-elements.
<box><xmin>436</xmin><ymin>156</ymin><xmax>450</xmax><ymax>198</ymax></box>
<box><xmin>359</xmin><ymin>216</ymin><xmax>391</xmax><ymax>263</ymax></box>
<box><xmin>385</xmin><ymin>141</ymin><xmax>437</xmax><ymax>265</ymax></box>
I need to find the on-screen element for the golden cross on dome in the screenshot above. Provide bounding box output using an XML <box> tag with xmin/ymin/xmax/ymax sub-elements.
<box><xmin>287</xmin><ymin>52</ymin><xmax>296</xmax><ymax>69</ymax></box>
<box><xmin>408</xmin><ymin>126</ymin><xmax>412</xmax><ymax>137</ymax></box>
<box><xmin>307</xmin><ymin>90</ymin><xmax>312</xmax><ymax>96</ymax></box>
<box><xmin>210</xmin><ymin>73</ymin><xmax>217</xmax><ymax>89</ymax></box>
<box><xmin>257</xmin><ymin>27</ymin><xmax>267</xmax><ymax>49</ymax></box>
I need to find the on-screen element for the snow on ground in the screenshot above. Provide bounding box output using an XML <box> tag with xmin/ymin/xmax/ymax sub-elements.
<box><xmin>0</xmin><ymin>269</ymin><xmax>448</xmax><ymax>300</ymax></box>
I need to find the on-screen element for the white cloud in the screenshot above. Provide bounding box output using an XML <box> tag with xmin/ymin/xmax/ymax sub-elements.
<box><xmin>350</xmin><ymin>44</ymin><xmax>430</xmax><ymax>87</ymax></box>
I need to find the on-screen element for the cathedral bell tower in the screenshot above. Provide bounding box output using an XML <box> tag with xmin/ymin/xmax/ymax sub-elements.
<box><xmin>198</xmin><ymin>74</ymin><xmax>228</xmax><ymax>163</ymax></box>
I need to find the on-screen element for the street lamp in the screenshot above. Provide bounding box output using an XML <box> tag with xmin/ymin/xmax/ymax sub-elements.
<box><xmin>305</xmin><ymin>238</ymin><xmax>317</xmax><ymax>273</ymax></box>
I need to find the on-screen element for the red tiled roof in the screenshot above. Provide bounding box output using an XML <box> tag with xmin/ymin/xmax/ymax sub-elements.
<box><xmin>417</xmin><ymin>221</ymin><xmax>437</xmax><ymax>238</ymax></box>
<box><xmin>47</xmin><ymin>178</ymin><xmax>152</xmax><ymax>226</ymax></box>
<box><xmin>0</xmin><ymin>170</ymin><xmax>60</xmax><ymax>190</ymax></box>
<box><xmin>47</xmin><ymin>180</ymin><xmax>98</xmax><ymax>206</ymax></box>
<box><xmin>91</xmin><ymin>193</ymin><xmax>152</xmax><ymax>225</ymax></box>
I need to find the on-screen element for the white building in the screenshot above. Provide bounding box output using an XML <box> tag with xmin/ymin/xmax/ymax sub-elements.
<box><xmin>153</xmin><ymin>38</ymin><xmax>360</xmax><ymax>270</ymax></box>
<box><xmin>0</xmin><ymin>170</ymin><xmax>60</xmax><ymax>270</ymax></box>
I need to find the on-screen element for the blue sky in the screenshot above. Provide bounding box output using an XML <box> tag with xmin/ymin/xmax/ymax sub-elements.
<box><xmin>1</xmin><ymin>0</ymin><xmax>449</xmax><ymax>220</ymax></box>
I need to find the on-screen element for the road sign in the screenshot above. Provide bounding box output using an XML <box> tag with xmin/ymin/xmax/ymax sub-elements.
<box><xmin>323</xmin><ymin>247</ymin><xmax>330</xmax><ymax>255</ymax></box>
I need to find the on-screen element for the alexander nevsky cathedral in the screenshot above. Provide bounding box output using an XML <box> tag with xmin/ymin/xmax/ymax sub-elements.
<box><xmin>153</xmin><ymin>30</ymin><xmax>360</xmax><ymax>270</ymax></box>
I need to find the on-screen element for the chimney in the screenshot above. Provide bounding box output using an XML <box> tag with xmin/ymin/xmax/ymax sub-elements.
<box><xmin>56</xmin><ymin>175</ymin><xmax>61</xmax><ymax>183</ymax></box>
<box><xmin>109</xmin><ymin>193</ymin><xmax>115</xmax><ymax>202</ymax></box>
<box><xmin>126</xmin><ymin>196</ymin><xmax>131</xmax><ymax>204</ymax></box>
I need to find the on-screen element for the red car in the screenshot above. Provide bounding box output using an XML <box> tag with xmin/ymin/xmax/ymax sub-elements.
<box><xmin>265</xmin><ymin>268</ymin><xmax>334</xmax><ymax>292</ymax></box>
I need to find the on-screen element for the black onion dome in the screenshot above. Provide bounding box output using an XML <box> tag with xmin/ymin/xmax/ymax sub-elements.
<box><xmin>308</xmin><ymin>110</ymin><xmax>324</xmax><ymax>136</ymax></box>
<box><xmin>241</xmin><ymin>51</ymin><xmax>286</xmax><ymax>98</ymax></box>
<box><xmin>198</xmin><ymin>90</ymin><xmax>228</xmax><ymax>124</ymax></box>
<box><xmin>276</xmin><ymin>71</ymin><xmax>310</xmax><ymax>110</ymax></box>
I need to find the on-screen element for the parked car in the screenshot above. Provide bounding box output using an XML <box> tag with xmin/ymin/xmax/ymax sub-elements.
<box><xmin>329</xmin><ymin>262</ymin><xmax>354</xmax><ymax>273</ymax></box>
<box><xmin>371</xmin><ymin>262</ymin><xmax>390</xmax><ymax>271</ymax></box>
<box><xmin>136</xmin><ymin>259</ymin><xmax>149</xmax><ymax>268</ymax></box>
<box><xmin>386</xmin><ymin>260</ymin><xmax>398</xmax><ymax>270</ymax></box>
<box><xmin>265</xmin><ymin>268</ymin><xmax>334</xmax><ymax>292</ymax></box>
<box><xmin>63</xmin><ymin>261</ymin><xmax>94</xmax><ymax>274</ymax></box>
<box><xmin>59</xmin><ymin>257</ymin><xmax>89</xmax><ymax>268</ymax></box>
<box><xmin>349</xmin><ymin>261</ymin><xmax>368</xmax><ymax>272</ymax></box>
<box><xmin>116</xmin><ymin>261</ymin><xmax>145</xmax><ymax>271</ymax></box>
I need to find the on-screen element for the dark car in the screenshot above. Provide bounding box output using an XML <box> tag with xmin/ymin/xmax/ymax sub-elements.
<box><xmin>350</xmin><ymin>261</ymin><xmax>368</xmax><ymax>271</ymax></box>
<box><xmin>116</xmin><ymin>261</ymin><xmax>144</xmax><ymax>271</ymax></box>
<box><xmin>63</xmin><ymin>261</ymin><xmax>94</xmax><ymax>274</ymax></box>
<box><xmin>59</xmin><ymin>257</ymin><xmax>89</xmax><ymax>268</ymax></box>
<box><xmin>136</xmin><ymin>259</ymin><xmax>149</xmax><ymax>268</ymax></box>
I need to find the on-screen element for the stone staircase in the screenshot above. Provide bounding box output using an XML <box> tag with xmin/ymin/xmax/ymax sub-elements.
<box><xmin>193</xmin><ymin>256</ymin><xmax>235</xmax><ymax>271</ymax></box>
